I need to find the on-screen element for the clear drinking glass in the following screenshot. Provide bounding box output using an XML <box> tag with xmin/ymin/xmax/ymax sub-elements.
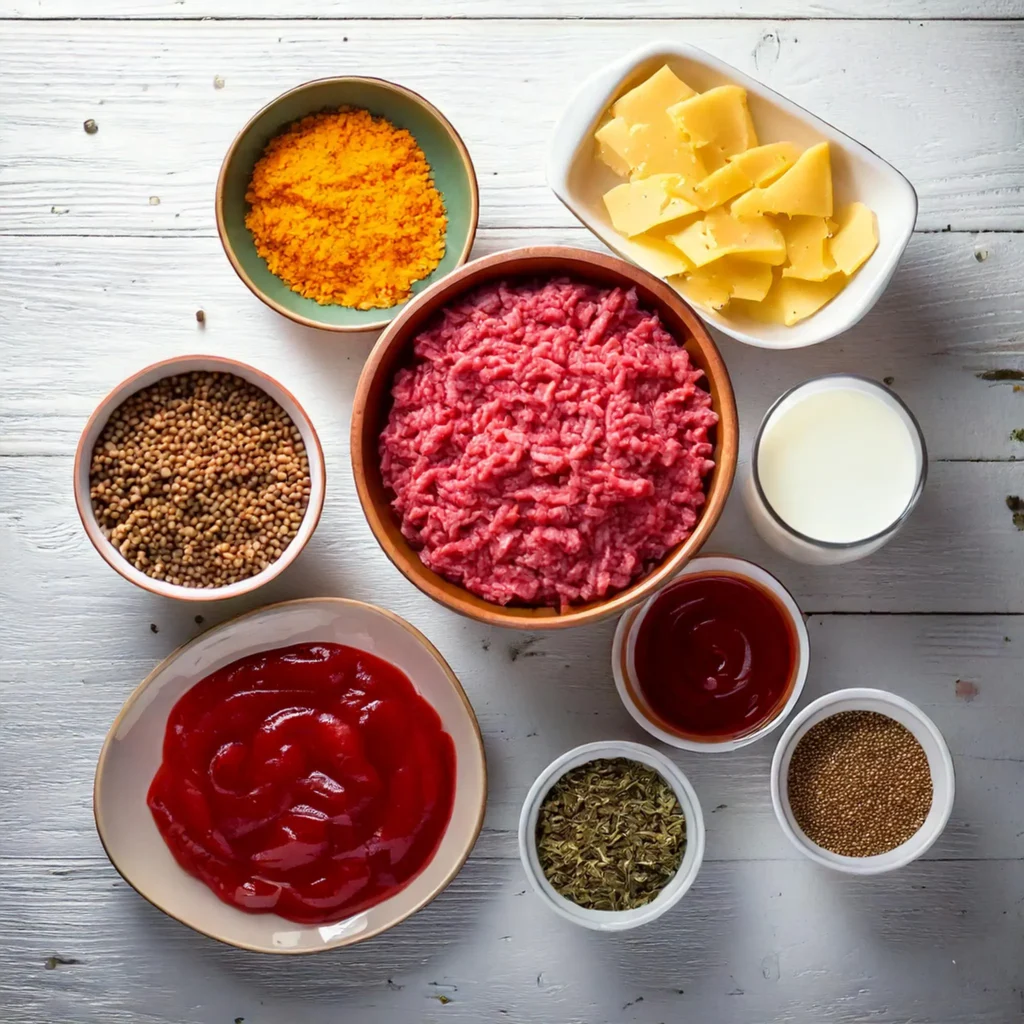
<box><xmin>742</xmin><ymin>374</ymin><xmax>928</xmax><ymax>565</ymax></box>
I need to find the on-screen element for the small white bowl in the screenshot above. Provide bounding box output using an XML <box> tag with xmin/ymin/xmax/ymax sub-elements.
<box><xmin>546</xmin><ymin>42</ymin><xmax>918</xmax><ymax>350</ymax></box>
<box><xmin>94</xmin><ymin>597</ymin><xmax>487</xmax><ymax>953</ymax></box>
<box><xmin>518</xmin><ymin>740</ymin><xmax>705</xmax><ymax>931</ymax></box>
<box><xmin>770</xmin><ymin>688</ymin><xmax>955</xmax><ymax>875</ymax></box>
<box><xmin>74</xmin><ymin>354</ymin><xmax>326</xmax><ymax>602</ymax></box>
<box><xmin>612</xmin><ymin>555</ymin><xmax>809</xmax><ymax>752</ymax></box>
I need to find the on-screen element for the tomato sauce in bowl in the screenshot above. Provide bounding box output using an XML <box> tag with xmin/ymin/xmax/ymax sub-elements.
<box><xmin>147</xmin><ymin>642</ymin><xmax>455</xmax><ymax>925</ymax></box>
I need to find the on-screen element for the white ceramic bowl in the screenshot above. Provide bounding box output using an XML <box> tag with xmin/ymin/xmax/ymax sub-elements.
<box><xmin>771</xmin><ymin>688</ymin><xmax>955</xmax><ymax>875</ymax></box>
<box><xmin>547</xmin><ymin>42</ymin><xmax>918</xmax><ymax>350</ymax></box>
<box><xmin>74</xmin><ymin>354</ymin><xmax>327</xmax><ymax>602</ymax></box>
<box><xmin>612</xmin><ymin>555</ymin><xmax>809</xmax><ymax>752</ymax></box>
<box><xmin>94</xmin><ymin>597</ymin><xmax>487</xmax><ymax>953</ymax></box>
<box><xmin>518</xmin><ymin>740</ymin><xmax>705</xmax><ymax>930</ymax></box>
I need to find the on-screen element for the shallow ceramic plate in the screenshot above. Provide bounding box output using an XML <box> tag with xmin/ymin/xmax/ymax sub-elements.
<box><xmin>217</xmin><ymin>77</ymin><xmax>479</xmax><ymax>333</ymax></box>
<box><xmin>547</xmin><ymin>42</ymin><xmax>918</xmax><ymax>350</ymax></box>
<box><xmin>94</xmin><ymin>598</ymin><xmax>487</xmax><ymax>954</ymax></box>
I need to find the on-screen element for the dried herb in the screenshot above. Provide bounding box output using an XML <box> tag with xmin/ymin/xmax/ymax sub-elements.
<box><xmin>536</xmin><ymin>757</ymin><xmax>685</xmax><ymax>911</ymax></box>
<box><xmin>1010</xmin><ymin>428</ymin><xmax>1024</xmax><ymax>443</ymax></box>
<box><xmin>977</xmin><ymin>369</ymin><xmax>1024</xmax><ymax>382</ymax></box>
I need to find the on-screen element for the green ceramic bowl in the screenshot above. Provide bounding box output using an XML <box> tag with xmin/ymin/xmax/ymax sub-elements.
<box><xmin>216</xmin><ymin>77</ymin><xmax>479</xmax><ymax>333</ymax></box>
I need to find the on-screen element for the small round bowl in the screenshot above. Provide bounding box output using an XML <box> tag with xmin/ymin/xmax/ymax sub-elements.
<box><xmin>73</xmin><ymin>354</ymin><xmax>326</xmax><ymax>602</ymax></box>
<box><xmin>612</xmin><ymin>555</ymin><xmax>809</xmax><ymax>752</ymax></box>
<box><xmin>216</xmin><ymin>76</ymin><xmax>479</xmax><ymax>333</ymax></box>
<box><xmin>94</xmin><ymin>597</ymin><xmax>487</xmax><ymax>954</ymax></box>
<box><xmin>770</xmin><ymin>687</ymin><xmax>955</xmax><ymax>875</ymax></box>
<box><xmin>518</xmin><ymin>740</ymin><xmax>705</xmax><ymax>931</ymax></box>
<box><xmin>351</xmin><ymin>245</ymin><xmax>738</xmax><ymax>630</ymax></box>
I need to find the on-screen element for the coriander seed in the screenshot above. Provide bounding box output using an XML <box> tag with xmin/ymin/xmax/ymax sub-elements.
<box><xmin>89</xmin><ymin>370</ymin><xmax>311</xmax><ymax>589</ymax></box>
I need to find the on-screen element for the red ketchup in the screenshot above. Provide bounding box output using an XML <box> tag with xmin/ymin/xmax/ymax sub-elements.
<box><xmin>147</xmin><ymin>643</ymin><xmax>456</xmax><ymax>924</ymax></box>
<box><xmin>631</xmin><ymin>574</ymin><xmax>796</xmax><ymax>740</ymax></box>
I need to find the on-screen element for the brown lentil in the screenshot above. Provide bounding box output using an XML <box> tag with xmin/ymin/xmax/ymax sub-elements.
<box><xmin>89</xmin><ymin>371</ymin><xmax>311</xmax><ymax>589</ymax></box>
<box><xmin>787</xmin><ymin>710</ymin><xmax>933</xmax><ymax>857</ymax></box>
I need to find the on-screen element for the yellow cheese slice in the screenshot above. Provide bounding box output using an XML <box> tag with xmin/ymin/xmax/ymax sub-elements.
<box><xmin>731</xmin><ymin>142</ymin><xmax>833</xmax><ymax>218</ymax></box>
<box><xmin>728</xmin><ymin>142</ymin><xmax>802</xmax><ymax>186</ymax></box>
<box><xmin>780</xmin><ymin>216</ymin><xmax>838</xmax><ymax>282</ymax></box>
<box><xmin>615</xmin><ymin>233</ymin><xmax>695</xmax><ymax>279</ymax></box>
<box><xmin>594</xmin><ymin>117</ymin><xmax>707</xmax><ymax>181</ymax></box>
<box><xmin>734</xmin><ymin>273</ymin><xmax>846</xmax><ymax>326</ymax></box>
<box><xmin>666</xmin><ymin>209</ymin><xmax>786</xmax><ymax>267</ymax></box>
<box><xmin>673</xmin><ymin>257</ymin><xmax>774</xmax><ymax>312</ymax></box>
<box><xmin>612</xmin><ymin>65</ymin><xmax>696</xmax><ymax>125</ymax></box>
<box><xmin>603</xmin><ymin>175</ymin><xmax>699</xmax><ymax>236</ymax></box>
<box><xmin>688</xmin><ymin>162</ymin><xmax>754</xmax><ymax>211</ymax></box>
<box><xmin>829</xmin><ymin>202</ymin><xmax>879</xmax><ymax>274</ymax></box>
<box><xmin>699</xmin><ymin>143</ymin><xmax>729</xmax><ymax>173</ymax></box>
<box><xmin>595</xmin><ymin>120</ymin><xmax>632</xmax><ymax>177</ymax></box>
<box><xmin>667</xmin><ymin>86</ymin><xmax>758</xmax><ymax>157</ymax></box>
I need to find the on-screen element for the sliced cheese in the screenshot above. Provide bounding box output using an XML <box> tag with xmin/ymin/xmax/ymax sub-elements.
<box><xmin>673</xmin><ymin>257</ymin><xmax>773</xmax><ymax>312</ymax></box>
<box><xmin>688</xmin><ymin>162</ymin><xmax>754</xmax><ymax>211</ymax></box>
<box><xmin>699</xmin><ymin>143</ymin><xmax>730</xmax><ymax>174</ymax></box>
<box><xmin>615</xmin><ymin>233</ymin><xmax>694</xmax><ymax>279</ymax></box>
<box><xmin>594</xmin><ymin>116</ymin><xmax>707</xmax><ymax>181</ymax></box>
<box><xmin>731</xmin><ymin>142</ymin><xmax>833</xmax><ymax>218</ymax></box>
<box><xmin>666</xmin><ymin>209</ymin><xmax>786</xmax><ymax>268</ymax></box>
<box><xmin>780</xmin><ymin>216</ymin><xmax>838</xmax><ymax>282</ymax></box>
<box><xmin>603</xmin><ymin>175</ymin><xmax>699</xmax><ymax>236</ymax></box>
<box><xmin>612</xmin><ymin>65</ymin><xmax>696</xmax><ymax>125</ymax></box>
<box><xmin>829</xmin><ymin>202</ymin><xmax>879</xmax><ymax>275</ymax></box>
<box><xmin>728</xmin><ymin>142</ymin><xmax>802</xmax><ymax>186</ymax></box>
<box><xmin>668</xmin><ymin>86</ymin><xmax>758</xmax><ymax>157</ymax></box>
<box><xmin>734</xmin><ymin>273</ymin><xmax>846</xmax><ymax>326</ymax></box>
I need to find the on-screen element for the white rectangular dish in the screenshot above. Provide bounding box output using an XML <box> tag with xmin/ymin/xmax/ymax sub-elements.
<box><xmin>546</xmin><ymin>42</ymin><xmax>918</xmax><ymax>350</ymax></box>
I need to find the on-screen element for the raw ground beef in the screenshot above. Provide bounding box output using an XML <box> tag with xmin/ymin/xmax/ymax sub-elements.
<box><xmin>379</xmin><ymin>277</ymin><xmax>718</xmax><ymax>609</ymax></box>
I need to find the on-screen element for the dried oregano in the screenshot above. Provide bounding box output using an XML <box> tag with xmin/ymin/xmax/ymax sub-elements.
<box><xmin>536</xmin><ymin>757</ymin><xmax>686</xmax><ymax>911</ymax></box>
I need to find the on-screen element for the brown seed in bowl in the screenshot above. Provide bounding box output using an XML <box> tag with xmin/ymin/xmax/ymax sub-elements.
<box><xmin>89</xmin><ymin>371</ymin><xmax>311</xmax><ymax>589</ymax></box>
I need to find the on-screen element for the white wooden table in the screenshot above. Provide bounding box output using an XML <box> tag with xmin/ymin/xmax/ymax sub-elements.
<box><xmin>2</xmin><ymin>3</ymin><xmax>1023</xmax><ymax>1022</ymax></box>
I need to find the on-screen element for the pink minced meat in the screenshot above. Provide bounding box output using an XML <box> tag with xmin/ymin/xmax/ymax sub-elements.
<box><xmin>379</xmin><ymin>277</ymin><xmax>718</xmax><ymax>609</ymax></box>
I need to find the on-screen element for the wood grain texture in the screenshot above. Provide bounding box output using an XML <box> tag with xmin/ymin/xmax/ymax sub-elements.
<box><xmin>2</xmin><ymin>230</ymin><xmax>1023</xmax><ymax>461</ymax></box>
<box><xmin>3</xmin><ymin>5</ymin><xmax>1024</xmax><ymax>1023</ymax></box>
<box><xmin>2</xmin><ymin>20</ymin><xmax>1024</xmax><ymax>232</ymax></box>
<box><xmin>6</xmin><ymin>0</ymin><xmax>1024</xmax><ymax>17</ymax></box>
<box><xmin>2</xmin><ymin>855</ymin><xmax>1022</xmax><ymax>1024</ymax></box>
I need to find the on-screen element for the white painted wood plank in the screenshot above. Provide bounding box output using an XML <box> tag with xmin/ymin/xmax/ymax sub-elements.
<box><xmin>1</xmin><ymin>20</ymin><xmax>1023</xmax><ymax>231</ymax></box>
<box><xmin>2</xmin><ymin>855</ymin><xmax>1021</xmax><ymax>1024</ymax></box>
<box><xmin>1</xmin><ymin>607</ymin><xmax>1020</xmax><ymax>862</ymax></box>
<box><xmin>6</xmin><ymin>0</ymin><xmax>1024</xmax><ymax>18</ymax></box>
<box><xmin>1</xmin><ymin>230</ymin><xmax>1023</xmax><ymax>462</ymax></box>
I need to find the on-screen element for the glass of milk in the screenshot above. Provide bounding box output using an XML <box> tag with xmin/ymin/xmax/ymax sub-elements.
<box><xmin>743</xmin><ymin>375</ymin><xmax>927</xmax><ymax>565</ymax></box>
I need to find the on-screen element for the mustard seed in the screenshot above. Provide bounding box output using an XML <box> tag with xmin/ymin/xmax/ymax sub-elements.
<box><xmin>787</xmin><ymin>710</ymin><xmax>933</xmax><ymax>857</ymax></box>
<box><xmin>89</xmin><ymin>371</ymin><xmax>311</xmax><ymax>589</ymax></box>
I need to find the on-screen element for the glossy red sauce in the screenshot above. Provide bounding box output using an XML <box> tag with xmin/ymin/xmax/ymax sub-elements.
<box><xmin>632</xmin><ymin>574</ymin><xmax>796</xmax><ymax>739</ymax></box>
<box><xmin>147</xmin><ymin>642</ymin><xmax>456</xmax><ymax>924</ymax></box>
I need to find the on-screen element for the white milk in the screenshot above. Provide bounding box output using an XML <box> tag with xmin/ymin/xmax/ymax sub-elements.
<box><xmin>744</xmin><ymin>376</ymin><xmax>925</xmax><ymax>564</ymax></box>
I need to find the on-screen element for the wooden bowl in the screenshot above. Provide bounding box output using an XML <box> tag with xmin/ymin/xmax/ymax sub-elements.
<box><xmin>351</xmin><ymin>246</ymin><xmax>738</xmax><ymax>630</ymax></box>
<box><xmin>216</xmin><ymin>76</ymin><xmax>479</xmax><ymax>333</ymax></box>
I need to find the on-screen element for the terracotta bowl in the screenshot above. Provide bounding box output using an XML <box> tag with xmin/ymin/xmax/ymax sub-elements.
<box><xmin>216</xmin><ymin>76</ymin><xmax>479</xmax><ymax>333</ymax></box>
<box><xmin>73</xmin><ymin>354</ymin><xmax>326</xmax><ymax>602</ymax></box>
<box><xmin>94</xmin><ymin>597</ymin><xmax>487</xmax><ymax>953</ymax></box>
<box><xmin>351</xmin><ymin>246</ymin><xmax>738</xmax><ymax>630</ymax></box>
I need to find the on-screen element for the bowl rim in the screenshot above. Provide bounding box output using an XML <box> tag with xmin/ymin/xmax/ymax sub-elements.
<box><xmin>545</xmin><ymin>40</ymin><xmax>919</xmax><ymax>351</ymax></box>
<box><xmin>749</xmin><ymin>373</ymin><xmax>929</xmax><ymax>550</ymax></box>
<box><xmin>215</xmin><ymin>75</ymin><xmax>481</xmax><ymax>334</ymax></box>
<box><xmin>769</xmin><ymin>687</ymin><xmax>956</xmax><ymax>875</ymax></box>
<box><xmin>611</xmin><ymin>554</ymin><xmax>810</xmax><ymax>752</ymax></box>
<box><xmin>516</xmin><ymin>739</ymin><xmax>706</xmax><ymax>930</ymax></box>
<box><xmin>350</xmin><ymin>244</ymin><xmax>738</xmax><ymax>629</ymax></box>
<box><xmin>72</xmin><ymin>353</ymin><xmax>327</xmax><ymax>602</ymax></box>
<box><xmin>92</xmin><ymin>595</ymin><xmax>488</xmax><ymax>954</ymax></box>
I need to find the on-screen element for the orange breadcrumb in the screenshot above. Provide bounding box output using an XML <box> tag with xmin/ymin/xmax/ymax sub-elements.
<box><xmin>245</xmin><ymin>108</ymin><xmax>447</xmax><ymax>310</ymax></box>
